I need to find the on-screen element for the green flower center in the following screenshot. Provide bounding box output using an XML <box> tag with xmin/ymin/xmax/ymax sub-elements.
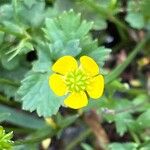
<box><xmin>65</xmin><ymin>69</ymin><xmax>89</xmax><ymax>92</ymax></box>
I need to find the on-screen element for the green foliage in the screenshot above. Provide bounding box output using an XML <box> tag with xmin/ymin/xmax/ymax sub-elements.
<box><xmin>0</xmin><ymin>64</ymin><xmax>27</xmax><ymax>98</ymax></box>
<box><xmin>81</xmin><ymin>143</ymin><xmax>94</xmax><ymax>150</ymax></box>
<box><xmin>0</xmin><ymin>113</ymin><xmax>10</xmax><ymax>122</ymax></box>
<box><xmin>54</xmin><ymin>0</ymin><xmax>106</xmax><ymax>30</ymax></box>
<box><xmin>44</xmin><ymin>10</ymin><xmax>93</xmax><ymax>59</ymax></box>
<box><xmin>0</xmin><ymin>0</ymin><xmax>149</xmax><ymax>149</ymax></box>
<box><xmin>15</xmin><ymin>0</ymin><xmax>45</xmax><ymax>27</ymax></box>
<box><xmin>125</xmin><ymin>0</ymin><xmax>150</xmax><ymax>29</ymax></box>
<box><xmin>16</xmin><ymin>10</ymin><xmax>111</xmax><ymax>117</ymax></box>
<box><xmin>0</xmin><ymin>126</ymin><xmax>13</xmax><ymax>150</ymax></box>
<box><xmin>109</xmin><ymin>142</ymin><xmax>138</xmax><ymax>150</ymax></box>
<box><xmin>137</xmin><ymin>109</ymin><xmax>150</xmax><ymax>129</ymax></box>
<box><xmin>17</xmin><ymin>72</ymin><xmax>64</xmax><ymax>117</ymax></box>
<box><xmin>126</xmin><ymin>13</ymin><xmax>145</xmax><ymax>29</ymax></box>
<box><xmin>0</xmin><ymin>105</ymin><xmax>45</xmax><ymax>129</ymax></box>
<box><xmin>101</xmin><ymin>98</ymin><xmax>134</xmax><ymax>136</ymax></box>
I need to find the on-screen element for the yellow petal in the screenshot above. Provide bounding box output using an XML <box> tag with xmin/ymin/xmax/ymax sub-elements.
<box><xmin>52</xmin><ymin>56</ymin><xmax>78</xmax><ymax>75</ymax></box>
<box><xmin>49</xmin><ymin>74</ymin><xmax>67</xmax><ymax>96</ymax></box>
<box><xmin>80</xmin><ymin>56</ymin><xmax>99</xmax><ymax>77</ymax></box>
<box><xmin>86</xmin><ymin>75</ymin><xmax>104</xmax><ymax>99</ymax></box>
<box><xmin>64</xmin><ymin>92</ymin><xmax>88</xmax><ymax>109</ymax></box>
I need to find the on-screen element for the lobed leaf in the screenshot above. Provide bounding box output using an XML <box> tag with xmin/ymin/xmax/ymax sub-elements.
<box><xmin>44</xmin><ymin>10</ymin><xmax>93</xmax><ymax>59</ymax></box>
<box><xmin>17</xmin><ymin>72</ymin><xmax>64</xmax><ymax>117</ymax></box>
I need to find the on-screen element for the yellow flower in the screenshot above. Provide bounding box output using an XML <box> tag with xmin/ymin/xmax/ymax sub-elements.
<box><xmin>49</xmin><ymin>55</ymin><xmax>104</xmax><ymax>109</ymax></box>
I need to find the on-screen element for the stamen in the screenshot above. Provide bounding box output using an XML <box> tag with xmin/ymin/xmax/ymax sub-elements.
<box><xmin>65</xmin><ymin>69</ymin><xmax>89</xmax><ymax>92</ymax></box>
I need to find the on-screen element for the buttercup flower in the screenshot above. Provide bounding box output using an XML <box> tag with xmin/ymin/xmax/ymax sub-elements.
<box><xmin>49</xmin><ymin>55</ymin><xmax>104</xmax><ymax>109</ymax></box>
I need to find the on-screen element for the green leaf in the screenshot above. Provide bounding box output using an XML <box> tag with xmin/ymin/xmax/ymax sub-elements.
<box><xmin>17</xmin><ymin>10</ymin><xmax>111</xmax><ymax>117</ymax></box>
<box><xmin>115</xmin><ymin>112</ymin><xmax>133</xmax><ymax>136</ymax></box>
<box><xmin>0</xmin><ymin>31</ymin><xmax>4</xmax><ymax>45</ymax></box>
<box><xmin>132</xmin><ymin>94</ymin><xmax>150</xmax><ymax>112</ymax></box>
<box><xmin>125</xmin><ymin>12</ymin><xmax>145</xmax><ymax>29</ymax></box>
<box><xmin>54</xmin><ymin>0</ymin><xmax>108</xmax><ymax>30</ymax></box>
<box><xmin>0</xmin><ymin>126</ymin><xmax>14</xmax><ymax>150</ymax></box>
<box><xmin>54</xmin><ymin>0</ymin><xmax>75</xmax><ymax>12</ymax></box>
<box><xmin>137</xmin><ymin>109</ymin><xmax>150</xmax><ymax>128</ymax></box>
<box><xmin>44</xmin><ymin>10</ymin><xmax>93</xmax><ymax>59</ymax></box>
<box><xmin>113</xmin><ymin>99</ymin><xmax>133</xmax><ymax>135</ymax></box>
<box><xmin>33</xmin><ymin>42</ymin><xmax>52</xmax><ymax>72</ymax></box>
<box><xmin>0</xmin><ymin>64</ymin><xmax>27</xmax><ymax>98</ymax></box>
<box><xmin>0</xmin><ymin>113</ymin><xmax>10</xmax><ymax>122</ymax></box>
<box><xmin>49</xmin><ymin>39</ymin><xmax>81</xmax><ymax>59</ymax></box>
<box><xmin>23</xmin><ymin>0</ymin><xmax>37</xmax><ymax>9</ymax></box>
<box><xmin>3</xmin><ymin>21</ymin><xmax>24</xmax><ymax>35</ymax></box>
<box><xmin>1</xmin><ymin>53</ymin><xmax>20</xmax><ymax>70</ymax></box>
<box><xmin>92</xmin><ymin>17</ymin><xmax>107</xmax><ymax>30</ymax></box>
<box><xmin>105</xmin><ymin>80</ymin><xmax>128</xmax><ymax>97</ymax></box>
<box><xmin>80</xmin><ymin>36</ymin><xmax>111</xmax><ymax>67</ymax></box>
<box><xmin>105</xmin><ymin>99</ymin><xmax>134</xmax><ymax>136</ymax></box>
<box><xmin>125</xmin><ymin>0</ymin><xmax>150</xmax><ymax>29</ymax></box>
<box><xmin>7</xmin><ymin>39</ymin><xmax>33</xmax><ymax>61</ymax></box>
<box><xmin>17</xmin><ymin>72</ymin><xmax>64</xmax><ymax>117</ymax></box>
<box><xmin>75</xmin><ymin>2</ymin><xmax>108</xmax><ymax>30</ymax></box>
<box><xmin>44</xmin><ymin>10</ymin><xmax>110</xmax><ymax>67</ymax></box>
<box><xmin>87</xmin><ymin>46</ymin><xmax>111</xmax><ymax>66</ymax></box>
<box><xmin>81</xmin><ymin>143</ymin><xmax>94</xmax><ymax>150</ymax></box>
<box><xmin>0</xmin><ymin>43</ymin><xmax>22</xmax><ymax>70</ymax></box>
<box><xmin>95</xmin><ymin>97</ymin><xmax>134</xmax><ymax>136</ymax></box>
<box><xmin>0</xmin><ymin>104</ymin><xmax>45</xmax><ymax>129</ymax></box>
<box><xmin>108</xmin><ymin>142</ymin><xmax>138</xmax><ymax>150</ymax></box>
<box><xmin>17</xmin><ymin>40</ymin><xmax>64</xmax><ymax>117</ymax></box>
<box><xmin>14</xmin><ymin>126</ymin><xmax>55</xmax><ymax>148</ymax></box>
<box><xmin>83</xmin><ymin>96</ymin><xmax>107</xmax><ymax>112</ymax></box>
<box><xmin>141</xmin><ymin>0</ymin><xmax>150</xmax><ymax>17</ymax></box>
<box><xmin>0</xmin><ymin>4</ymin><xmax>13</xmax><ymax>22</ymax></box>
<box><xmin>139</xmin><ymin>143</ymin><xmax>150</xmax><ymax>150</ymax></box>
<box><xmin>15</xmin><ymin>0</ymin><xmax>45</xmax><ymax>27</ymax></box>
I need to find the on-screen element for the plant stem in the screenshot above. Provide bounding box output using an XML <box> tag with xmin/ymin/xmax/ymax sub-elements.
<box><xmin>0</xmin><ymin>78</ymin><xmax>20</xmax><ymax>87</ymax></box>
<box><xmin>105</xmin><ymin>36</ymin><xmax>148</xmax><ymax>84</ymax></box>
<box><xmin>0</xmin><ymin>95</ymin><xmax>18</xmax><ymax>106</ymax></box>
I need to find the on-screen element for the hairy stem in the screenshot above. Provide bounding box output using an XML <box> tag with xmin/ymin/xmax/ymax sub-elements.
<box><xmin>105</xmin><ymin>36</ymin><xmax>149</xmax><ymax>84</ymax></box>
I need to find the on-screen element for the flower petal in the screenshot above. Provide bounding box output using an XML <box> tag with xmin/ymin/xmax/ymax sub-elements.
<box><xmin>64</xmin><ymin>91</ymin><xmax>88</xmax><ymax>109</ymax></box>
<box><xmin>80</xmin><ymin>56</ymin><xmax>99</xmax><ymax>77</ymax></box>
<box><xmin>86</xmin><ymin>75</ymin><xmax>104</xmax><ymax>99</ymax></box>
<box><xmin>52</xmin><ymin>56</ymin><xmax>78</xmax><ymax>75</ymax></box>
<box><xmin>49</xmin><ymin>74</ymin><xmax>67</xmax><ymax>96</ymax></box>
